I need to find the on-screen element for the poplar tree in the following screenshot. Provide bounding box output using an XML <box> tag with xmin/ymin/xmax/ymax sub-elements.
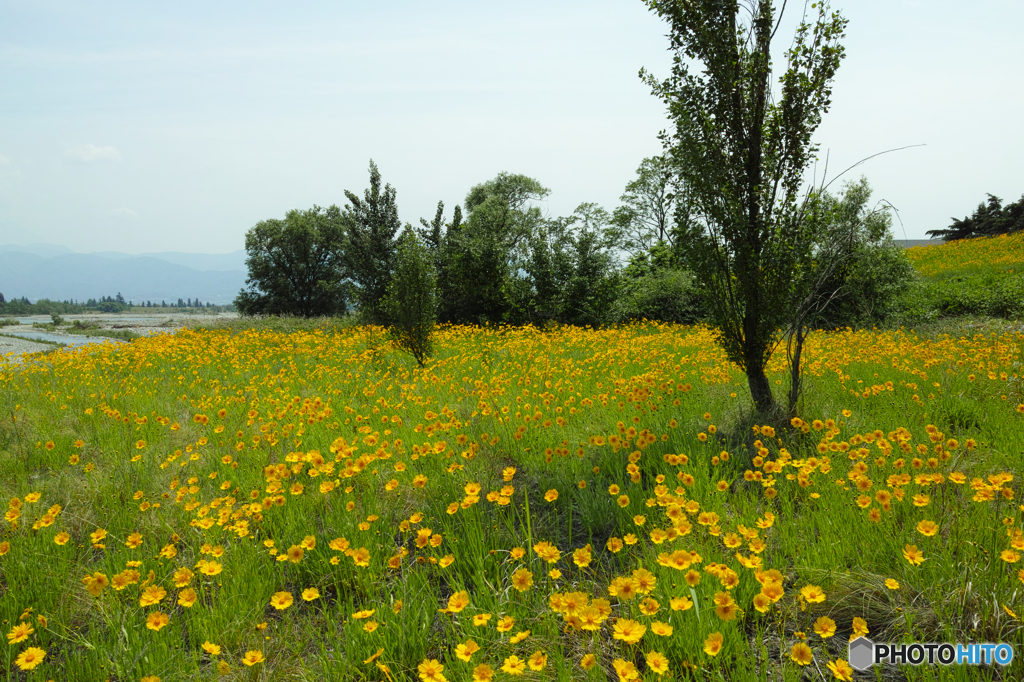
<box><xmin>641</xmin><ymin>0</ymin><xmax>848</xmax><ymax>414</ymax></box>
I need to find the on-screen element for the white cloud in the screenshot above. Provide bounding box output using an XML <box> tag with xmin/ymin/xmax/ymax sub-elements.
<box><xmin>110</xmin><ymin>207</ymin><xmax>139</xmax><ymax>219</ymax></box>
<box><xmin>66</xmin><ymin>144</ymin><xmax>122</xmax><ymax>162</ymax></box>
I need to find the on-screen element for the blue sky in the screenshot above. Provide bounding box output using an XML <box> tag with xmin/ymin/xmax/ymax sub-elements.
<box><xmin>1</xmin><ymin>0</ymin><xmax>1021</xmax><ymax>254</ymax></box>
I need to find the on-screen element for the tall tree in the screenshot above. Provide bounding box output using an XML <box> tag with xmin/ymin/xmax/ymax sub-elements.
<box><xmin>608</xmin><ymin>156</ymin><xmax>692</xmax><ymax>259</ymax></box>
<box><xmin>443</xmin><ymin>173</ymin><xmax>549</xmax><ymax>324</ymax></box>
<box><xmin>344</xmin><ymin>160</ymin><xmax>402</xmax><ymax>324</ymax></box>
<box><xmin>235</xmin><ymin>204</ymin><xmax>349</xmax><ymax>317</ymax></box>
<box><xmin>642</xmin><ymin>0</ymin><xmax>848</xmax><ymax>414</ymax></box>
<box><xmin>528</xmin><ymin>203</ymin><xmax>620</xmax><ymax>326</ymax></box>
<box><xmin>418</xmin><ymin>201</ymin><xmax>461</xmax><ymax>322</ymax></box>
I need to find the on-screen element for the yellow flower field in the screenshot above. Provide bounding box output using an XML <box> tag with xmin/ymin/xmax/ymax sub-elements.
<box><xmin>1</xmin><ymin>322</ymin><xmax>1023</xmax><ymax>680</ymax></box>
<box><xmin>906</xmin><ymin>232</ymin><xmax>1024</xmax><ymax>279</ymax></box>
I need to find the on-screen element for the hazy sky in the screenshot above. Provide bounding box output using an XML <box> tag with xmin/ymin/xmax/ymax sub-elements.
<box><xmin>1</xmin><ymin>0</ymin><xmax>1021</xmax><ymax>254</ymax></box>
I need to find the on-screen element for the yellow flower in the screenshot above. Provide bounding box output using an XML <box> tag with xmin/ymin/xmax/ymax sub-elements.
<box><xmin>139</xmin><ymin>585</ymin><xmax>167</xmax><ymax>607</ymax></box>
<box><xmin>473</xmin><ymin>613</ymin><xmax>492</xmax><ymax>626</ymax></box>
<box><xmin>704</xmin><ymin>632</ymin><xmax>724</xmax><ymax>656</ymax></box>
<box><xmin>850</xmin><ymin>617</ymin><xmax>869</xmax><ymax>640</ymax></box>
<box><xmin>496</xmin><ymin>616</ymin><xmax>514</xmax><ymax>632</ymax></box>
<box><xmin>826</xmin><ymin>659</ymin><xmax>854</xmax><ymax>681</ymax></box>
<box><xmin>612</xmin><ymin>618</ymin><xmax>646</xmax><ymax>643</ymax></box>
<box><xmin>417</xmin><ymin>659</ymin><xmax>446</xmax><ymax>679</ymax></box>
<box><xmin>501</xmin><ymin>656</ymin><xmax>526</xmax><ymax>676</ymax></box>
<box><xmin>54</xmin><ymin>532</ymin><xmax>70</xmax><ymax>545</ymax></box>
<box><xmin>446</xmin><ymin>591</ymin><xmax>470</xmax><ymax>613</ymax></box>
<box><xmin>613</xmin><ymin>658</ymin><xmax>639</xmax><ymax>681</ymax></box>
<box><xmin>646</xmin><ymin>650</ymin><xmax>669</xmax><ymax>675</ymax></box>
<box><xmin>202</xmin><ymin>641</ymin><xmax>221</xmax><ymax>656</ymax></box>
<box><xmin>790</xmin><ymin>642</ymin><xmax>814</xmax><ymax>665</ymax></box>
<box><xmin>639</xmin><ymin>597</ymin><xmax>659</xmax><ymax>615</ymax></box>
<box><xmin>145</xmin><ymin>611</ymin><xmax>169</xmax><ymax>631</ymax></box>
<box><xmin>544</xmin><ymin>489</ymin><xmax>558</xmax><ymax>502</ymax></box>
<box><xmin>455</xmin><ymin>639</ymin><xmax>480</xmax><ymax>662</ymax></box>
<box><xmin>177</xmin><ymin>588</ymin><xmax>198</xmax><ymax>608</ymax></box>
<box><xmin>509</xmin><ymin>629</ymin><xmax>530</xmax><ymax>644</ymax></box>
<box><xmin>813</xmin><ymin>616</ymin><xmax>836</xmax><ymax>638</ymax></box>
<box><xmin>197</xmin><ymin>560</ymin><xmax>223</xmax><ymax>576</ymax></box>
<box><xmin>270</xmin><ymin>591</ymin><xmax>294</xmax><ymax>610</ymax></box>
<box><xmin>581</xmin><ymin>653</ymin><xmax>597</xmax><ymax>670</ymax></box>
<box><xmin>511</xmin><ymin>568</ymin><xmax>533</xmax><ymax>592</ymax></box>
<box><xmin>572</xmin><ymin>545</ymin><xmax>592</xmax><ymax>568</ymax></box>
<box><xmin>172</xmin><ymin>567</ymin><xmax>193</xmax><ymax>588</ymax></box>
<box><xmin>350</xmin><ymin>547</ymin><xmax>371</xmax><ymax>566</ymax></box>
<box><xmin>916</xmin><ymin>520</ymin><xmax>939</xmax><ymax>537</ymax></box>
<box><xmin>527</xmin><ymin>650</ymin><xmax>547</xmax><ymax>671</ymax></box>
<box><xmin>884</xmin><ymin>578</ymin><xmax>900</xmax><ymax>590</ymax></box>
<box><xmin>7</xmin><ymin>623</ymin><xmax>34</xmax><ymax>644</ymax></box>
<box><xmin>649</xmin><ymin>621</ymin><xmax>673</xmax><ymax>636</ymax></box>
<box><xmin>799</xmin><ymin>584</ymin><xmax>825</xmax><ymax>603</ymax></box>
<box><xmin>472</xmin><ymin>663</ymin><xmax>494</xmax><ymax>682</ymax></box>
<box><xmin>670</xmin><ymin>596</ymin><xmax>694</xmax><ymax>611</ymax></box>
<box><xmin>302</xmin><ymin>587</ymin><xmax>320</xmax><ymax>601</ymax></box>
<box><xmin>241</xmin><ymin>650</ymin><xmax>264</xmax><ymax>666</ymax></box>
<box><xmin>903</xmin><ymin>544</ymin><xmax>925</xmax><ymax>566</ymax></box>
<box><xmin>15</xmin><ymin>647</ymin><xmax>46</xmax><ymax>671</ymax></box>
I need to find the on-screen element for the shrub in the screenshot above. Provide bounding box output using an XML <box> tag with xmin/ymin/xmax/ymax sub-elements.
<box><xmin>609</xmin><ymin>268</ymin><xmax>704</xmax><ymax>325</ymax></box>
<box><xmin>384</xmin><ymin>231</ymin><xmax>438</xmax><ymax>366</ymax></box>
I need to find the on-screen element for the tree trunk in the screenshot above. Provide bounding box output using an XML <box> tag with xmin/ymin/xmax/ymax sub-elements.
<box><xmin>787</xmin><ymin>324</ymin><xmax>807</xmax><ymax>416</ymax></box>
<box><xmin>747</xmin><ymin>365</ymin><xmax>777</xmax><ymax>416</ymax></box>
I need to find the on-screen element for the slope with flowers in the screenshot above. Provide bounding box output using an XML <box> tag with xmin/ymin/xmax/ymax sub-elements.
<box><xmin>905</xmin><ymin>232</ymin><xmax>1024</xmax><ymax>319</ymax></box>
<box><xmin>1</xmin><ymin>323</ymin><xmax>1023</xmax><ymax>681</ymax></box>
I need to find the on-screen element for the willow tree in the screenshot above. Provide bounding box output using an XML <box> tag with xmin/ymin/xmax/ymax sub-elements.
<box><xmin>641</xmin><ymin>0</ymin><xmax>847</xmax><ymax>414</ymax></box>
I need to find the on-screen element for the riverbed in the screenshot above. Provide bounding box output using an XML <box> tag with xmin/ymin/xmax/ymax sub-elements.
<box><xmin>0</xmin><ymin>312</ymin><xmax>237</xmax><ymax>361</ymax></box>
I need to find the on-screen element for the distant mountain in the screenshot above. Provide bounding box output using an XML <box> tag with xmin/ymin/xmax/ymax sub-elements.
<box><xmin>0</xmin><ymin>251</ymin><xmax>247</xmax><ymax>305</ymax></box>
<box><xmin>0</xmin><ymin>244</ymin><xmax>247</xmax><ymax>272</ymax></box>
<box><xmin>0</xmin><ymin>243</ymin><xmax>76</xmax><ymax>258</ymax></box>
<box><xmin>90</xmin><ymin>250</ymin><xmax>248</xmax><ymax>272</ymax></box>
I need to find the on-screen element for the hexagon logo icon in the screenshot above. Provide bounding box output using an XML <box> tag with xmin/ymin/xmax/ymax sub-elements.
<box><xmin>849</xmin><ymin>637</ymin><xmax>875</xmax><ymax>670</ymax></box>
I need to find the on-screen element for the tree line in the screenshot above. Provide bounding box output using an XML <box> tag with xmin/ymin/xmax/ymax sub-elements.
<box><xmin>236</xmin><ymin>161</ymin><xmax>913</xmax><ymax>332</ymax></box>
<box><xmin>0</xmin><ymin>294</ymin><xmax>229</xmax><ymax>315</ymax></box>
<box><xmin>926</xmin><ymin>193</ymin><xmax>1024</xmax><ymax>241</ymax></box>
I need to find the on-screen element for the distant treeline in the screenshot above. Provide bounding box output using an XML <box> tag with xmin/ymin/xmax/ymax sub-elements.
<box><xmin>927</xmin><ymin>194</ymin><xmax>1024</xmax><ymax>241</ymax></box>
<box><xmin>0</xmin><ymin>292</ymin><xmax>234</xmax><ymax>315</ymax></box>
